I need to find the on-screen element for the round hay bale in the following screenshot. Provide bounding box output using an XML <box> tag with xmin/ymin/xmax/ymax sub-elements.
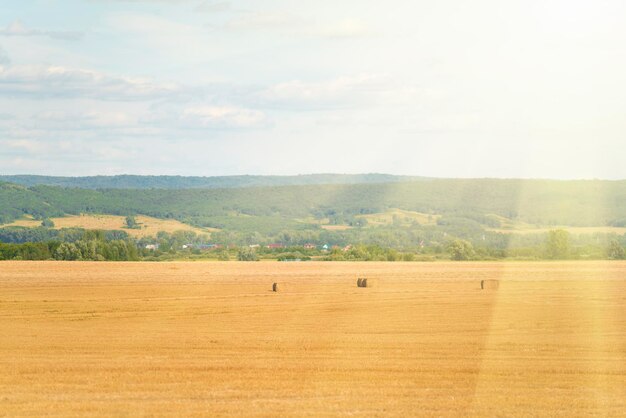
<box><xmin>357</xmin><ymin>278</ymin><xmax>364</xmax><ymax>287</ymax></box>
<box><xmin>480</xmin><ymin>279</ymin><xmax>499</xmax><ymax>290</ymax></box>
<box><xmin>362</xmin><ymin>278</ymin><xmax>376</xmax><ymax>288</ymax></box>
<box><xmin>272</xmin><ymin>282</ymin><xmax>279</xmax><ymax>292</ymax></box>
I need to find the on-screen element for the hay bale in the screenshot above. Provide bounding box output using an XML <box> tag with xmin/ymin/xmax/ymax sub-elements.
<box><xmin>357</xmin><ymin>278</ymin><xmax>364</xmax><ymax>287</ymax></box>
<box><xmin>481</xmin><ymin>279</ymin><xmax>499</xmax><ymax>290</ymax></box>
<box><xmin>361</xmin><ymin>278</ymin><xmax>376</xmax><ymax>288</ymax></box>
<box><xmin>272</xmin><ymin>282</ymin><xmax>279</xmax><ymax>292</ymax></box>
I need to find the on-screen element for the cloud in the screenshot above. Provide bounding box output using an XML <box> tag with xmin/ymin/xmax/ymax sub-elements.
<box><xmin>319</xmin><ymin>18</ymin><xmax>374</xmax><ymax>39</ymax></box>
<box><xmin>106</xmin><ymin>12</ymin><xmax>212</xmax><ymax>59</ymax></box>
<box><xmin>222</xmin><ymin>12</ymin><xmax>373</xmax><ymax>39</ymax></box>
<box><xmin>0</xmin><ymin>65</ymin><xmax>180</xmax><ymax>100</ymax></box>
<box><xmin>0</xmin><ymin>21</ymin><xmax>83</xmax><ymax>41</ymax></box>
<box><xmin>181</xmin><ymin>105</ymin><xmax>266</xmax><ymax>128</ymax></box>
<box><xmin>0</xmin><ymin>45</ymin><xmax>9</xmax><ymax>65</ymax></box>
<box><xmin>91</xmin><ymin>0</ymin><xmax>196</xmax><ymax>2</ymax></box>
<box><xmin>195</xmin><ymin>1</ymin><xmax>231</xmax><ymax>13</ymax></box>
<box><xmin>224</xmin><ymin>12</ymin><xmax>301</xmax><ymax>32</ymax></box>
<box><xmin>145</xmin><ymin>104</ymin><xmax>268</xmax><ymax>130</ymax></box>
<box><xmin>34</xmin><ymin>110</ymin><xmax>136</xmax><ymax>130</ymax></box>
<box><xmin>258</xmin><ymin>74</ymin><xmax>394</xmax><ymax>109</ymax></box>
<box><xmin>108</xmin><ymin>13</ymin><xmax>196</xmax><ymax>35</ymax></box>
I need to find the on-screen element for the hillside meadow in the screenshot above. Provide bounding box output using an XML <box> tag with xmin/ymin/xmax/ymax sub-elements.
<box><xmin>3</xmin><ymin>214</ymin><xmax>214</xmax><ymax>239</ymax></box>
<box><xmin>1</xmin><ymin>261</ymin><xmax>625</xmax><ymax>416</ymax></box>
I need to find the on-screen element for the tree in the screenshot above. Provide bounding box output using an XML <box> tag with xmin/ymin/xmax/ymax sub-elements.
<box><xmin>402</xmin><ymin>252</ymin><xmax>416</xmax><ymax>261</ymax></box>
<box><xmin>125</xmin><ymin>215</ymin><xmax>138</xmax><ymax>229</ymax></box>
<box><xmin>237</xmin><ymin>247</ymin><xmax>259</xmax><ymax>261</ymax></box>
<box><xmin>54</xmin><ymin>242</ymin><xmax>82</xmax><ymax>261</ymax></box>
<box><xmin>545</xmin><ymin>229</ymin><xmax>571</xmax><ymax>259</ymax></box>
<box><xmin>607</xmin><ymin>239</ymin><xmax>626</xmax><ymax>260</ymax></box>
<box><xmin>447</xmin><ymin>239</ymin><xmax>475</xmax><ymax>261</ymax></box>
<box><xmin>217</xmin><ymin>250</ymin><xmax>230</xmax><ymax>261</ymax></box>
<box><xmin>41</xmin><ymin>218</ymin><xmax>55</xmax><ymax>228</ymax></box>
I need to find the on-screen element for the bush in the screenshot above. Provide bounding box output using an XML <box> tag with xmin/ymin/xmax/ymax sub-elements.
<box><xmin>237</xmin><ymin>247</ymin><xmax>259</xmax><ymax>261</ymax></box>
<box><xmin>545</xmin><ymin>229</ymin><xmax>571</xmax><ymax>259</ymax></box>
<box><xmin>402</xmin><ymin>252</ymin><xmax>415</xmax><ymax>261</ymax></box>
<box><xmin>41</xmin><ymin>218</ymin><xmax>55</xmax><ymax>228</ymax></box>
<box><xmin>447</xmin><ymin>239</ymin><xmax>475</xmax><ymax>261</ymax></box>
<box><xmin>607</xmin><ymin>240</ymin><xmax>626</xmax><ymax>260</ymax></box>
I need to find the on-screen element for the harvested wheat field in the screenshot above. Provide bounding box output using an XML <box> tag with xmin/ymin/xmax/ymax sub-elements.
<box><xmin>3</xmin><ymin>214</ymin><xmax>215</xmax><ymax>238</ymax></box>
<box><xmin>1</xmin><ymin>261</ymin><xmax>625</xmax><ymax>417</ymax></box>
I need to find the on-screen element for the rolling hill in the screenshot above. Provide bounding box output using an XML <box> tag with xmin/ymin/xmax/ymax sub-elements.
<box><xmin>1</xmin><ymin>176</ymin><xmax>625</xmax><ymax>249</ymax></box>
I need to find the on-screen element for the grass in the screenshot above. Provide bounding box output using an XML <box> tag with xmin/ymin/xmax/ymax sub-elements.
<box><xmin>484</xmin><ymin>213</ymin><xmax>626</xmax><ymax>234</ymax></box>
<box><xmin>486</xmin><ymin>225</ymin><xmax>626</xmax><ymax>235</ymax></box>
<box><xmin>357</xmin><ymin>208</ymin><xmax>440</xmax><ymax>226</ymax></box>
<box><xmin>1</xmin><ymin>261</ymin><xmax>625</xmax><ymax>416</ymax></box>
<box><xmin>3</xmin><ymin>213</ymin><xmax>215</xmax><ymax>238</ymax></box>
<box><xmin>320</xmin><ymin>224</ymin><xmax>354</xmax><ymax>231</ymax></box>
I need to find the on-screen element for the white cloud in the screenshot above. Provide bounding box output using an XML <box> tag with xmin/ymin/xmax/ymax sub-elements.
<box><xmin>35</xmin><ymin>110</ymin><xmax>136</xmax><ymax>130</ymax></box>
<box><xmin>181</xmin><ymin>105</ymin><xmax>266</xmax><ymax>128</ymax></box>
<box><xmin>258</xmin><ymin>74</ymin><xmax>404</xmax><ymax>109</ymax></box>
<box><xmin>317</xmin><ymin>19</ymin><xmax>374</xmax><ymax>39</ymax></box>
<box><xmin>105</xmin><ymin>12</ymin><xmax>217</xmax><ymax>61</ymax></box>
<box><xmin>145</xmin><ymin>104</ymin><xmax>267</xmax><ymax>130</ymax></box>
<box><xmin>0</xmin><ymin>21</ymin><xmax>83</xmax><ymax>41</ymax></box>
<box><xmin>195</xmin><ymin>1</ymin><xmax>231</xmax><ymax>13</ymax></box>
<box><xmin>225</xmin><ymin>12</ymin><xmax>301</xmax><ymax>31</ymax></box>
<box><xmin>108</xmin><ymin>13</ymin><xmax>196</xmax><ymax>35</ymax></box>
<box><xmin>0</xmin><ymin>65</ymin><xmax>180</xmax><ymax>100</ymax></box>
<box><xmin>93</xmin><ymin>0</ymin><xmax>196</xmax><ymax>2</ymax></box>
<box><xmin>0</xmin><ymin>45</ymin><xmax>9</xmax><ymax>65</ymax></box>
<box><xmin>222</xmin><ymin>12</ymin><xmax>374</xmax><ymax>40</ymax></box>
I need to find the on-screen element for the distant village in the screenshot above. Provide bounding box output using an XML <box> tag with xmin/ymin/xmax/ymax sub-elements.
<box><xmin>144</xmin><ymin>243</ymin><xmax>353</xmax><ymax>252</ymax></box>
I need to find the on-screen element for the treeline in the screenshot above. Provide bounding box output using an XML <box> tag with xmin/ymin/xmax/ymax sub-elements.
<box><xmin>2</xmin><ymin>179</ymin><xmax>626</xmax><ymax>232</ymax></box>
<box><xmin>1</xmin><ymin>230</ymin><xmax>624</xmax><ymax>262</ymax></box>
<box><xmin>0</xmin><ymin>174</ymin><xmax>424</xmax><ymax>190</ymax></box>
<box><xmin>0</xmin><ymin>240</ymin><xmax>138</xmax><ymax>261</ymax></box>
<box><xmin>0</xmin><ymin>226</ymin><xmax>130</xmax><ymax>244</ymax></box>
<box><xmin>1</xmin><ymin>223</ymin><xmax>625</xmax><ymax>261</ymax></box>
<box><xmin>0</xmin><ymin>228</ymin><xmax>139</xmax><ymax>261</ymax></box>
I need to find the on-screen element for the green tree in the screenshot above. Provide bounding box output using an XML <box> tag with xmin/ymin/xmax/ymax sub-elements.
<box><xmin>217</xmin><ymin>249</ymin><xmax>230</xmax><ymax>261</ymax></box>
<box><xmin>125</xmin><ymin>215</ymin><xmax>138</xmax><ymax>229</ymax></box>
<box><xmin>237</xmin><ymin>247</ymin><xmax>259</xmax><ymax>261</ymax></box>
<box><xmin>54</xmin><ymin>242</ymin><xmax>82</xmax><ymax>261</ymax></box>
<box><xmin>402</xmin><ymin>252</ymin><xmax>416</xmax><ymax>261</ymax></box>
<box><xmin>447</xmin><ymin>239</ymin><xmax>475</xmax><ymax>261</ymax></box>
<box><xmin>607</xmin><ymin>239</ymin><xmax>626</xmax><ymax>260</ymax></box>
<box><xmin>545</xmin><ymin>229</ymin><xmax>571</xmax><ymax>259</ymax></box>
<box><xmin>41</xmin><ymin>218</ymin><xmax>55</xmax><ymax>228</ymax></box>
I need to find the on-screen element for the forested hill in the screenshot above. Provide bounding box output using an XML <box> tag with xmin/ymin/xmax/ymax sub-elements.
<box><xmin>1</xmin><ymin>178</ymin><xmax>625</xmax><ymax>231</ymax></box>
<box><xmin>0</xmin><ymin>174</ymin><xmax>426</xmax><ymax>189</ymax></box>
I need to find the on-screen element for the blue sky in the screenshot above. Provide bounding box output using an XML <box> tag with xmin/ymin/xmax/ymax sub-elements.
<box><xmin>1</xmin><ymin>0</ymin><xmax>625</xmax><ymax>178</ymax></box>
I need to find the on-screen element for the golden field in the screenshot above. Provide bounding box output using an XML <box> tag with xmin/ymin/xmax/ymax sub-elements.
<box><xmin>3</xmin><ymin>214</ymin><xmax>214</xmax><ymax>238</ymax></box>
<box><xmin>486</xmin><ymin>225</ymin><xmax>626</xmax><ymax>235</ymax></box>
<box><xmin>1</xmin><ymin>261</ymin><xmax>625</xmax><ymax>417</ymax></box>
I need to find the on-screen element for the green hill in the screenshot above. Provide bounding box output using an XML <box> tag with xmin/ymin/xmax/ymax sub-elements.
<box><xmin>1</xmin><ymin>177</ymin><xmax>625</xmax><ymax>250</ymax></box>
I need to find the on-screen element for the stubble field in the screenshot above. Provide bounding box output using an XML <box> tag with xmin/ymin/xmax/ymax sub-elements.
<box><xmin>1</xmin><ymin>261</ymin><xmax>625</xmax><ymax>416</ymax></box>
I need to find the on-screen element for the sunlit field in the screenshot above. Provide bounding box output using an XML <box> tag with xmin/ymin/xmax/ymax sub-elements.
<box><xmin>2</xmin><ymin>214</ymin><xmax>215</xmax><ymax>238</ymax></box>
<box><xmin>1</xmin><ymin>261</ymin><xmax>625</xmax><ymax>416</ymax></box>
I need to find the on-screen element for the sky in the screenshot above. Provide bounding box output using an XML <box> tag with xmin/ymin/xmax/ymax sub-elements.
<box><xmin>0</xmin><ymin>0</ymin><xmax>625</xmax><ymax>179</ymax></box>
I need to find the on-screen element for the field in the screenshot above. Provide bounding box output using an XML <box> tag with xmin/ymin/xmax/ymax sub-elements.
<box><xmin>1</xmin><ymin>261</ymin><xmax>625</xmax><ymax>416</ymax></box>
<box><xmin>3</xmin><ymin>214</ymin><xmax>215</xmax><ymax>238</ymax></box>
<box><xmin>486</xmin><ymin>225</ymin><xmax>626</xmax><ymax>235</ymax></box>
<box><xmin>356</xmin><ymin>209</ymin><xmax>440</xmax><ymax>226</ymax></box>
